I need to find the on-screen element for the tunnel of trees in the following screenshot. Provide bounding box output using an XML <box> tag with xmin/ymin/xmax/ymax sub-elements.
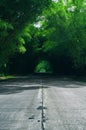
<box><xmin>0</xmin><ymin>0</ymin><xmax>86</xmax><ymax>76</ymax></box>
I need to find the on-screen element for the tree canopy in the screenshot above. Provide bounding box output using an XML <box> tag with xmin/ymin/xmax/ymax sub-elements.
<box><xmin>0</xmin><ymin>0</ymin><xmax>86</xmax><ymax>75</ymax></box>
<box><xmin>0</xmin><ymin>0</ymin><xmax>51</xmax><ymax>66</ymax></box>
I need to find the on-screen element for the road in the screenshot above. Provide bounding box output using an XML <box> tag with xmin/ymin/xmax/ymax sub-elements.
<box><xmin>0</xmin><ymin>75</ymin><xmax>86</xmax><ymax>130</ymax></box>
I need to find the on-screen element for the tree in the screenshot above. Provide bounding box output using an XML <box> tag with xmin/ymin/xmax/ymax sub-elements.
<box><xmin>3</xmin><ymin>0</ymin><xmax>86</xmax><ymax>75</ymax></box>
<box><xmin>37</xmin><ymin>0</ymin><xmax>86</xmax><ymax>74</ymax></box>
<box><xmin>0</xmin><ymin>0</ymin><xmax>51</xmax><ymax>72</ymax></box>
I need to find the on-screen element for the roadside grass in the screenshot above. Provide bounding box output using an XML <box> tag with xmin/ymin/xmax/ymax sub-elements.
<box><xmin>0</xmin><ymin>75</ymin><xmax>15</xmax><ymax>80</ymax></box>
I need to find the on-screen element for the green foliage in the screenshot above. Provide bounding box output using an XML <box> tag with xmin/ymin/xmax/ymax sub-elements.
<box><xmin>0</xmin><ymin>0</ymin><xmax>51</xmax><ymax>73</ymax></box>
<box><xmin>35</xmin><ymin>60</ymin><xmax>53</xmax><ymax>73</ymax></box>
<box><xmin>38</xmin><ymin>0</ymin><xmax>86</xmax><ymax>74</ymax></box>
<box><xmin>1</xmin><ymin>0</ymin><xmax>86</xmax><ymax>75</ymax></box>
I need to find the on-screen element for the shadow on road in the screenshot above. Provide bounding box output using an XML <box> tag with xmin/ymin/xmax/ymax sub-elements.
<box><xmin>0</xmin><ymin>84</ymin><xmax>48</xmax><ymax>95</ymax></box>
<box><xmin>0</xmin><ymin>75</ymin><xmax>86</xmax><ymax>95</ymax></box>
<box><xmin>44</xmin><ymin>78</ymin><xmax>86</xmax><ymax>88</ymax></box>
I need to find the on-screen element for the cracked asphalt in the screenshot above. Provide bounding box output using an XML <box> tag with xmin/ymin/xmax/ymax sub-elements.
<box><xmin>0</xmin><ymin>75</ymin><xmax>86</xmax><ymax>130</ymax></box>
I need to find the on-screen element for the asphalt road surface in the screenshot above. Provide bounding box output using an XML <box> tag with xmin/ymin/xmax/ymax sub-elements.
<box><xmin>0</xmin><ymin>75</ymin><xmax>86</xmax><ymax>130</ymax></box>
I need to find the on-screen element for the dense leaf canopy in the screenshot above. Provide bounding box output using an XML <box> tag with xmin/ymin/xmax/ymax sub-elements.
<box><xmin>0</xmin><ymin>0</ymin><xmax>51</xmax><ymax>65</ymax></box>
<box><xmin>0</xmin><ymin>0</ymin><xmax>86</xmax><ymax>75</ymax></box>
